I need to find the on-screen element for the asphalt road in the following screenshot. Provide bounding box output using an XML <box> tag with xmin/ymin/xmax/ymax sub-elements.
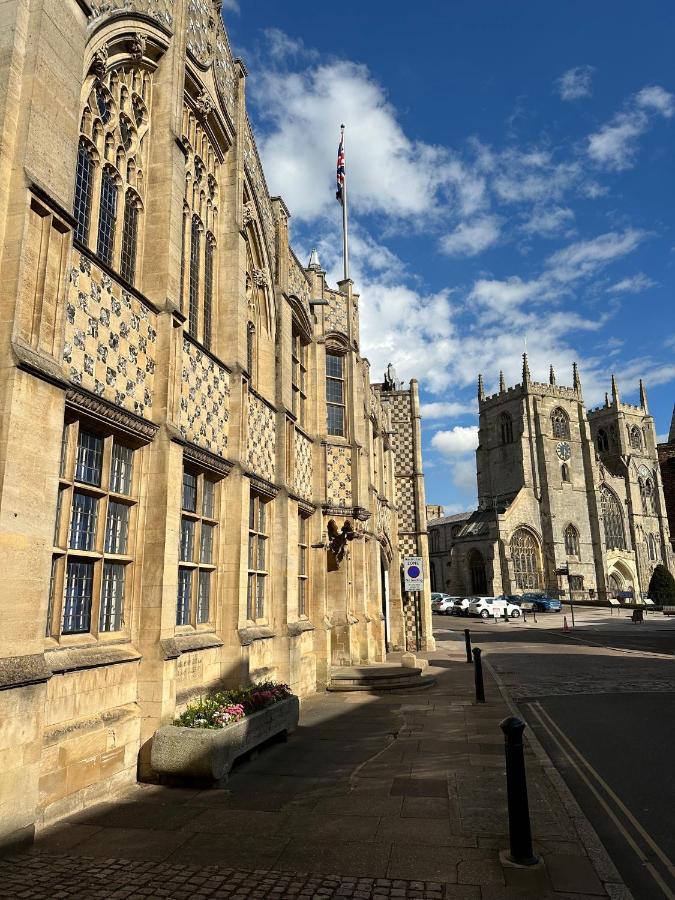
<box><xmin>434</xmin><ymin>613</ymin><xmax>675</xmax><ymax>899</ymax></box>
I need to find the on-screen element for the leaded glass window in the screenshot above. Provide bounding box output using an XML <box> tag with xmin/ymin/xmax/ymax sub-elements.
<box><xmin>326</xmin><ymin>352</ymin><xmax>345</xmax><ymax>437</ymax></box>
<box><xmin>499</xmin><ymin>412</ymin><xmax>514</xmax><ymax>444</ymax></box>
<box><xmin>629</xmin><ymin>426</ymin><xmax>642</xmax><ymax>450</ymax></box>
<box><xmin>70</xmin><ymin>492</ymin><xmax>99</xmax><ymax>551</ymax></box>
<box><xmin>600</xmin><ymin>486</ymin><xmax>626</xmax><ymax>550</ymax></box>
<box><xmin>100</xmin><ymin>563</ymin><xmax>125</xmax><ymax>631</ymax></box>
<box><xmin>292</xmin><ymin>329</ymin><xmax>308</xmax><ymax>427</ymax></box>
<box><xmin>110</xmin><ymin>442</ymin><xmax>133</xmax><ymax>495</ymax></box>
<box><xmin>564</xmin><ymin>524</ymin><xmax>580</xmax><ymax>557</ymax></box>
<box><xmin>204</xmin><ymin>236</ymin><xmax>214</xmax><ymax>349</ymax></box>
<box><xmin>74</xmin><ymin>144</ymin><xmax>94</xmax><ymax>245</ymax></box>
<box><xmin>248</xmin><ymin>491</ymin><xmax>269</xmax><ymax>620</ymax></box>
<box><xmin>63</xmin><ymin>560</ymin><xmax>94</xmax><ymax>634</ymax></box>
<box><xmin>97</xmin><ymin>168</ymin><xmax>118</xmax><ymax>265</ymax></box>
<box><xmin>105</xmin><ymin>501</ymin><xmax>130</xmax><ymax>554</ymax></box>
<box><xmin>176</xmin><ymin>466</ymin><xmax>218</xmax><ymax>627</ymax></box>
<box><xmin>511</xmin><ymin>529</ymin><xmax>542</xmax><ymax>591</ymax></box>
<box><xmin>551</xmin><ymin>408</ymin><xmax>570</xmax><ymax>439</ymax></box>
<box><xmin>298</xmin><ymin>514</ymin><xmax>309</xmax><ymax>617</ymax></box>
<box><xmin>120</xmin><ymin>192</ymin><xmax>139</xmax><ymax>285</ymax></box>
<box><xmin>76</xmin><ymin>430</ymin><xmax>103</xmax><ymax>486</ymax></box>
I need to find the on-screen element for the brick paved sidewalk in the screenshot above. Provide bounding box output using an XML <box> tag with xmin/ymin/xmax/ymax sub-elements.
<box><xmin>0</xmin><ymin>647</ymin><xmax>629</xmax><ymax>899</ymax></box>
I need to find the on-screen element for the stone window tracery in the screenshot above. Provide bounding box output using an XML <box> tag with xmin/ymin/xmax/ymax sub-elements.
<box><xmin>74</xmin><ymin>66</ymin><xmax>151</xmax><ymax>287</ymax></box>
<box><xmin>648</xmin><ymin>534</ymin><xmax>658</xmax><ymax>562</ymax></box>
<box><xmin>511</xmin><ymin>528</ymin><xmax>543</xmax><ymax>591</ymax></box>
<box><xmin>551</xmin><ymin>407</ymin><xmax>570</xmax><ymax>439</ymax></box>
<box><xmin>600</xmin><ymin>486</ymin><xmax>626</xmax><ymax>550</ymax></box>
<box><xmin>597</xmin><ymin>428</ymin><xmax>609</xmax><ymax>453</ymax></box>
<box><xmin>564</xmin><ymin>524</ymin><xmax>580</xmax><ymax>557</ymax></box>
<box><xmin>499</xmin><ymin>412</ymin><xmax>514</xmax><ymax>444</ymax></box>
<box><xmin>181</xmin><ymin>105</ymin><xmax>220</xmax><ymax>350</ymax></box>
<box><xmin>629</xmin><ymin>425</ymin><xmax>642</xmax><ymax>450</ymax></box>
<box><xmin>639</xmin><ymin>477</ymin><xmax>656</xmax><ymax>515</ymax></box>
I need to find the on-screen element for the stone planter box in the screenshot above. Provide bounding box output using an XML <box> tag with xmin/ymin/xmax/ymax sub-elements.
<box><xmin>151</xmin><ymin>695</ymin><xmax>300</xmax><ymax>784</ymax></box>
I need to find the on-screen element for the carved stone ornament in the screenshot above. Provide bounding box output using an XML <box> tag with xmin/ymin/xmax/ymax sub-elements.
<box><xmin>91</xmin><ymin>45</ymin><xmax>109</xmax><ymax>78</ymax></box>
<box><xmin>196</xmin><ymin>90</ymin><xmax>214</xmax><ymax>117</ymax></box>
<box><xmin>252</xmin><ymin>268</ymin><xmax>268</xmax><ymax>289</ymax></box>
<box><xmin>242</xmin><ymin>200</ymin><xmax>255</xmax><ymax>228</ymax></box>
<box><xmin>130</xmin><ymin>33</ymin><xmax>147</xmax><ymax>61</ymax></box>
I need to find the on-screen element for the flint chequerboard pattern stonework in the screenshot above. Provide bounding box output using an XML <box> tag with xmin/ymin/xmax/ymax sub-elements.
<box><xmin>326</xmin><ymin>444</ymin><xmax>352</xmax><ymax>507</ymax></box>
<box><xmin>63</xmin><ymin>253</ymin><xmax>157</xmax><ymax>419</ymax></box>
<box><xmin>179</xmin><ymin>339</ymin><xmax>230</xmax><ymax>457</ymax></box>
<box><xmin>396</xmin><ymin>476</ymin><xmax>417</xmax><ymax>531</ymax></box>
<box><xmin>246</xmin><ymin>392</ymin><xmax>276</xmax><ymax>481</ymax></box>
<box><xmin>294</xmin><ymin>430</ymin><xmax>313</xmax><ymax>501</ymax></box>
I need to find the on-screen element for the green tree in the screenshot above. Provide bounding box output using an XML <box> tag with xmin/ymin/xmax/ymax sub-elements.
<box><xmin>647</xmin><ymin>564</ymin><xmax>675</xmax><ymax>604</ymax></box>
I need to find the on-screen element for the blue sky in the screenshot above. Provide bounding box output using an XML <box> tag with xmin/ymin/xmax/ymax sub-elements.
<box><xmin>224</xmin><ymin>1</ymin><xmax>675</xmax><ymax>513</ymax></box>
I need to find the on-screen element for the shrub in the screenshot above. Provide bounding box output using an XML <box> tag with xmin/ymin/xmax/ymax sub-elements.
<box><xmin>647</xmin><ymin>564</ymin><xmax>675</xmax><ymax>605</ymax></box>
<box><xmin>174</xmin><ymin>681</ymin><xmax>292</xmax><ymax>729</ymax></box>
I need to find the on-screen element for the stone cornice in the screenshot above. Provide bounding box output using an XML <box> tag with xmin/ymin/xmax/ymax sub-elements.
<box><xmin>66</xmin><ymin>387</ymin><xmax>158</xmax><ymax>443</ymax></box>
<box><xmin>181</xmin><ymin>440</ymin><xmax>235</xmax><ymax>480</ymax></box>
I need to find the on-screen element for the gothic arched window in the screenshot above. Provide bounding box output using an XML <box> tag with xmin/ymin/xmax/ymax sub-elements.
<box><xmin>561</xmin><ymin>463</ymin><xmax>570</xmax><ymax>482</ymax></box>
<box><xmin>74</xmin><ymin>142</ymin><xmax>94</xmax><ymax>244</ymax></box>
<box><xmin>120</xmin><ymin>190</ymin><xmax>140</xmax><ymax>285</ymax></box>
<box><xmin>204</xmin><ymin>233</ymin><xmax>215</xmax><ymax>350</ymax></box>
<box><xmin>564</xmin><ymin>524</ymin><xmax>580</xmax><ymax>557</ymax></box>
<box><xmin>510</xmin><ymin>528</ymin><xmax>542</xmax><ymax>591</ymax></box>
<box><xmin>469</xmin><ymin>549</ymin><xmax>487</xmax><ymax>595</ymax></box>
<box><xmin>551</xmin><ymin>408</ymin><xmax>570</xmax><ymax>439</ymax></box>
<box><xmin>600</xmin><ymin>486</ymin><xmax>626</xmax><ymax>550</ymax></box>
<box><xmin>500</xmin><ymin>412</ymin><xmax>514</xmax><ymax>445</ymax></box>
<box><xmin>188</xmin><ymin>216</ymin><xmax>201</xmax><ymax>338</ymax></box>
<box><xmin>75</xmin><ymin>67</ymin><xmax>151</xmax><ymax>280</ymax></box>
<box><xmin>648</xmin><ymin>534</ymin><xmax>658</xmax><ymax>562</ymax></box>
<box><xmin>645</xmin><ymin>478</ymin><xmax>655</xmax><ymax>515</ymax></box>
<box><xmin>246</xmin><ymin>321</ymin><xmax>256</xmax><ymax>382</ymax></box>
<box><xmin>639</xmin><ymin>478</ymin><xmax>647</xmax><ymax>515</ymax></box>
<box><xmin>629</xmin><ymin>426</ymin><xmax>642</xmax><ymax>450</ymax></box>
<box><xmin>597</xmin><ymin>428</ymin><xmax>609</xmax><ymax>453</ymax></box>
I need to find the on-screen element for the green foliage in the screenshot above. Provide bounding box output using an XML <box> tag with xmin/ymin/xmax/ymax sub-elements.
<box><xmin>647</xmin><ymin>564</ymin><xmax>675</xmax><ymax>604</ymax></box>
<box><xmin>174</xmin><ymin>681</ymin><xmax>292</xmax><ymax>729</ymax></box>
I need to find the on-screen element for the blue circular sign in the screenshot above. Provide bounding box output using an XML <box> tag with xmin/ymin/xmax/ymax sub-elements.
<box><xmin>407</xmin><ymin>565</ymin><xmax>421</xmax><ymax>578</ymax></box>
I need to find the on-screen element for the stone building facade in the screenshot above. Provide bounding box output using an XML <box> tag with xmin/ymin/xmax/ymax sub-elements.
<box><xmin>428</xmin><ymin>511</ymin><xmax>470</xmax><ymax>594</ymax></box>
<box><xmin>430</xmin><ymin>359</ymin><xmax>673</xmax><ymax>601</ymax></box>
<box><xmin>0</xmin><ymin>0</ymin><xmax>431</xmax><ymax>847</ymax></box>
<box><xmin>657</xmin><ymin>407</ymin><xmax>675</xmax><ymax>552</ymax></box>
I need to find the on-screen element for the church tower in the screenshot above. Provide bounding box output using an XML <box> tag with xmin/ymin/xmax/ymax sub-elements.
<box><xmin>588</xmin><ymin>378</ymin><xmax>673</xmax><ymax>594</ymax></box>
<box><xmin>476</xmin><ymin>359</ymin><xmax>605</xmax><ymax>596</ymax></box>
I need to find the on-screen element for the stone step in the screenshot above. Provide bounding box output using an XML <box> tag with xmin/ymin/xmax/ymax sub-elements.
<box><xmin>327</xmin><ymin>665</ymin><xmax>436</xmax><ymax>692</ymax></box>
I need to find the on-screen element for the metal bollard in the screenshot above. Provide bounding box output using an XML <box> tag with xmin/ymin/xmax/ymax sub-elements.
<box><xmin>500</xmin><ymin>717</ymin><xmax>538</xmax><ymax>866</ymax></box>
<box><xmin>464</xmin><ymin>628</ymin><xmax>472</xmax><ymax>664</ymax></box>
<box><xmin>472</xmin><ymin>647</ymin><xmax>485</xmax><ymax>703</ymax></box>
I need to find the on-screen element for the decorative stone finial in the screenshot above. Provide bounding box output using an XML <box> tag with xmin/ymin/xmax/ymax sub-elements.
<box><xmin>639</xmin><ymin>379</ymin><xmax>648</xmax><ymax>413</ymax></box>
<box><xmin>478</xmin><ymin>373</ymin><xmax>485</xmax><ymax>402</ymax></box>
<box><xmin>611</xmin><ymin>373</ymin><xmax>620</xmax><ymax>404</ymax></box>
<box><xmin>572</xmin><ymin>361</ymin><xmax>581</xmax><ymax>394</ymax></box>
<box><xmin>307</xmin><ymin>248</ymin><xmax>322</xmax><ymax>271</ymax></box>
<box><xmin>549</xmin><ymin>364</ymin><xmax>556</xmax><ymax>386</ymax></box>
<box><xmin>499</xmin><ymin>371</ymin><xmax>506</xmax><ymax>394</ymax></box>
<box><xmin>522</xmin><ymin>353</ymin><xmax>530</xmax><ymax>385</ymax></box>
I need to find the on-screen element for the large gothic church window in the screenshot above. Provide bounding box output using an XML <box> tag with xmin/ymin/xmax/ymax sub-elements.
<box><xmin>564</xmin><ymin>524</ymin><xmax>580</xmax><ymax>557</ymax></box>
<box><xmin>74</xmin><ymin>66</ymin><xmax>151</xmax><ymax>287</ymax></box>
<box><xmin>468</xmin><ymin>549</ymin><xmax>487</xmax><ymax>595</ymax></box>
<box><xmin>181</xmin><ymin>105</ymin><xmax>220</xmax><ymax>350</ymax></box>
<box><xmin>629</xmin><ymin>426</ymin><xmax>642</xmax><ymax>450</ymax></box>
<box><xmin>499</xmin><ymin>412</ymin><xmax>514</xmax><ymax>444</ymax></box>
<box><xmin>597</xmin><ymin>428</ymin><xmax>609</xmax><ymax>453</ymax></box>
<box><xmin>551</xmin><ymin>408</ymin><xmax>570</xmax><ymax>439</ymax></box>
<box><xmin>600</xmin><ymin>486</ymin><xmax>626</xmax><ymax>550</ymax></box>
<box><xmin>510</xmin><ymin>529</ymin><xmax>542</xmax><ymax>590</ymax></box>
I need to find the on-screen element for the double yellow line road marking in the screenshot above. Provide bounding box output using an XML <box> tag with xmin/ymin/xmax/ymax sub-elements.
<box><xmin>528</xmin><ymin>701</ymin><xmax>675</xmax><ymax>899</ymax></box>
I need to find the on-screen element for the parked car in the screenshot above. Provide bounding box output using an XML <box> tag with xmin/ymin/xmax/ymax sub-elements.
<box><xmin>468</xmin><ymin>597</ymin><xmax>522</xmax><ymax>619</ymax></box>
<box><xmin>451</xmin><ymin>597</ymin><xmax>472</xmax><ymax>616</ymax></box>
<box><xmin>520</xmin><ymin>593</ymin><xmax>562</xmax><ymax>612</ymax></box>
<box><xmin>431</xmin><ymin>593</ymin><xmax>454</xmax><ymax>615</ymax></box>
<box><xmin>495</xmin><ymin>594</ymin><xmax>522</xmax><ymax>605</ymax></box>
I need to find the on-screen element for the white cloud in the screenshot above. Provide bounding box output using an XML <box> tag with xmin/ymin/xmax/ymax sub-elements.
<box><xmin>421</xmin><ymin>401</ymin><xmax>476</xmax><ymax>419</ymax></box>
<box><xmin>221</xmin><ymin>0</ymin><xmax>240</xmax><ymax>12</ymax></box>
<box><xmin>521</xmin><ymin>206</ymin><xmax>575</xmax><ymax>237</ymax></box>
<box><xmin>587</xmin><ymin>85</ymin><xmax>674</xmax><ymax>170</ymax></box>
<box><xmin>636</xmin><ymin>85</ymin><xmax>675</xmax><ymax>118</ymax></box>
<box><xmin>440</xmin><ymin>216</ymin><xmax>501</xmax><ymax>257</ymax></box>
<box><xmin>431</xmin><ymin>426</ymin><xmax>479</xmax><ymax>457</ymax></box>
<box><xmin>547</xmin><ymin>229</ymin><xmax>645</xmax><ymax>283</ymax></box>
<box><xmin>608</xmin><ymin>273</ymin><xmax>656</xmax><ymax>293</ymax></box>
<box><xmin>252</xmin><ymin>57</ymin><xmax>447</xmax><ymax>221</ymax></box>
<box><xmin>556</xmin><ymin>66</ymin><xmax>594</xmax><ymax>101</ymax></box>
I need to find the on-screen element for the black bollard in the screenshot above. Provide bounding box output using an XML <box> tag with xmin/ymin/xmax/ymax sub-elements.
<box><xmin>500</xmin><ymin>717</ymin><xmax>538</xmax><ymax>866</ymax></box>
<box><xmin>472</xmin><ymin>647</ymin><xmax>485</xmax><ymax>702</ymax></box>
<box><xmin>464</xmin><ymin>628</ymin><xmax>472</xmax><ymax>664</ymax></box>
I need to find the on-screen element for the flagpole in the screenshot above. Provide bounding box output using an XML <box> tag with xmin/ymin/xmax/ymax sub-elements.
<box><xmin>341</xmin><ymin>124</ymin><xmax>349</xmax><ymax>281</ymax></box>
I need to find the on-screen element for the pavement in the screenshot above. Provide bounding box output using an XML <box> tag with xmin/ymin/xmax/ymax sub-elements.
<box><xmin>0</xmin><ymin>635</ymin><xmax>630</xmax><ymax>899</ymax></box>
<box><xmin>435</xmin><ymin>607</ymin><xmax>675</xmax><ymax>900</ymax></box>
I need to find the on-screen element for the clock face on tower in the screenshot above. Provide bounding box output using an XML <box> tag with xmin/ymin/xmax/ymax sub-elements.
<box><xmin>556</xmin><ymin>441</ymin><xmax>571</xmax><ymax>461</ymax></box>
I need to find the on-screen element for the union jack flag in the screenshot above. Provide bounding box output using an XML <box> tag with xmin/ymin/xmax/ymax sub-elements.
<box><xmin>336</xmin><ymin>131</ymin><xmax>345</xmax><ymax>204</ymax></box>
